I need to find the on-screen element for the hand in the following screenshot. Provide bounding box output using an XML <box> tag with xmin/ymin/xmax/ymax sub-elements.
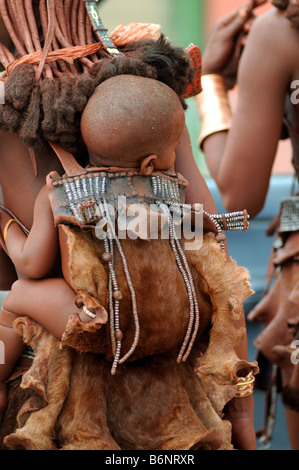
<box><xmin>202</xmin><ymin>0</ymin><xmax>268</xmax><ymax>89</ymax></box>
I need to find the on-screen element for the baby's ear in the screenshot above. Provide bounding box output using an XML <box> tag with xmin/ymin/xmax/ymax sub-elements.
<box><xmin>140</xmin><ymin>154</ymin><xmax>157</xmax><ymax>176</ymax></box>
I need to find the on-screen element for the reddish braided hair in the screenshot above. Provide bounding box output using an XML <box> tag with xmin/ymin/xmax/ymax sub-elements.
<box><xmin>0</xmin><ymin>1</ymin><xmax>194</xmax><ymax>163</ymax></box>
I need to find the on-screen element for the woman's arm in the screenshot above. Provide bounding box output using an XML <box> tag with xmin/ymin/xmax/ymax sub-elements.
<box><xmin>0</xmin><ymin>185</ymin><xmax>58</xmax><ymax>279</ymax></box>
<box><xmin>203</xmin><ymin>10</ymin><xmax>292</xmax><ymax>216</ymax></box>
<box><xmin>175</xmin><ymin>125</ymin><xmax>218</xmax><ymax>214</ymax></box>
<box><xmin>175</xmin><ymin>125</ymin><xmax>256</xmax><ymax>449</ymax></box>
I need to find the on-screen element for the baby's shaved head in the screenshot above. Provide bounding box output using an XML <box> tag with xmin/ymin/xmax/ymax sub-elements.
<box><xmin>81</xmin><ymin>75</ymin><xmax>185</xmax><ymax>167</ymax></box>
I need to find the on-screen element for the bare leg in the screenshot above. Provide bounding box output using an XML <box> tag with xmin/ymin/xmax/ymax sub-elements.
<box><xmin>3</xmin><ymin>278</ymin><xmax>84</xmax><ymax>338</ymax></box>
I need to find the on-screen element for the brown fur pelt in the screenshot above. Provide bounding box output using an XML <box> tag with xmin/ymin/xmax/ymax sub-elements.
<box><xmin>59</xmin><ymin>225</ymin><xmax>257</xmax><ymax>429</ymax></box>
<box><xmin>60</xmin><ymin>226</ymin><xmax>213</xmax><ymax>361</ymax></box>
<box><xmin>0</xmin><ymin>376</ymin><xmax>34</xmax><ymax>450</ymax></box>
<box><xmin>59</xmin><ymin>227</ymin><xmax>256</xmax><ymax>372</ymax></box>
<box><xmin>1</xmin><ymin>227</ymin><xmax>258</xmax><ymax>451</ymax></box>
<box><xmin>248</xmin><ymin>231</ymin><xmax>299</xmax><ymax>411</ymax></box>
<box><xmin>3</xmin><ymin>318</ymin><xmax>232</xmax><ymax>451</ymax></box>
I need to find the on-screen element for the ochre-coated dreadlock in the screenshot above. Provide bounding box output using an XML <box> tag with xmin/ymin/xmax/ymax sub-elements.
<box><xmin>0</xmin><ymin>1</ymin><xmax>194</xmax><ymax>163</ymax></box>
<box><xmin>272</xmin><ymin>0</ymin><xmax>299</xmax><ymax>29</ymax></box>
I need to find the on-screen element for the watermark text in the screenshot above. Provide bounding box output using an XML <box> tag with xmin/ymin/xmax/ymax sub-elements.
<box><xmin>95</xmin><ymin>197</ymin><xmax>204</xmax><ymax>251</ymax></box>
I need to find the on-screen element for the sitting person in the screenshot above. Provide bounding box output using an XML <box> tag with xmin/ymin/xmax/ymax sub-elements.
<box><xmin>0</xmin><ymin>74</ymin><xmax>187</xmax><ymax>411</ymax></box>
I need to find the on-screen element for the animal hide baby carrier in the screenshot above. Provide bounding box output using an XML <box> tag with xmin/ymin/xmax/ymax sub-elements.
<box><xmin>2</xmin><ymin>141</ymin><xmax>259</xmax><ymax>451</ymax></box>
<box><xmin>46</xmin><ymin>142</ymin><xmax>254</xmax><ymax>372</ymax></box>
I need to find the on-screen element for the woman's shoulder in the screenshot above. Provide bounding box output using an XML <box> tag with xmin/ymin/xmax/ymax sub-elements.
<box><xmin>246</xmin><ymin>7</ymin><xmax>299</xmax><ymax>71</ymax></box>
<box><xmin>250</xmin><ymin>7</ymin><xmax>299</xmax><ymax>46</ymax></box>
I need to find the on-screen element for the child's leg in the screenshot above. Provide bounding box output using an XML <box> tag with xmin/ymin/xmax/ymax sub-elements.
<box><xmin>0</xmin><ymin>308</ymin><xmax>25</xmax><ymax>410</ymax></box>
<box><xmin>0</xmin><ymin>277</ymin><xmax>101</xmax><ymax>410</ymax></box>
<box><xmin>0</xmin><ymin>278</ymin><xmax>82</xmax><ymax>411</ymax></box>
<box><xmin>4</xmin><ymin>278</ymin><xmax>83</xmax><ymax>339</ymax></box>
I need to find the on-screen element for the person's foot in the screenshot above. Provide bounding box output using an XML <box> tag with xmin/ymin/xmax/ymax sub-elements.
<box><xmin>0</xmin><ymin>382</ymin><xmax>8</xmax><ymax>411</ymax></box>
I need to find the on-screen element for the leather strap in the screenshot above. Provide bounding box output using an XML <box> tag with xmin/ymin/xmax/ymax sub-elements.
<box><xmin>36</xmin><ymin>0</ymin><xmax>55</xmax><ymax>81</ymax></box>
<box><xmin>85</xmin><ymin>0</ymin><xmax>121</xmax><ymax>57</ymax></box>
<box><xmin>48</xmin><ymin>141</ymin><xmax>87</xmax><ymax>177</ymax></box>
<box><xmin>0</xmin><ymin>307</ymin><xmax>19</xmax><ymax>328</ymax></box>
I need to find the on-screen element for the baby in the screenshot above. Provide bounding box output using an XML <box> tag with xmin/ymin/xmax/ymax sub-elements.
<box><xmin>0</xmin><ymin>74</ymin><xmax>186</xmax><ymax>410</ymax></box>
